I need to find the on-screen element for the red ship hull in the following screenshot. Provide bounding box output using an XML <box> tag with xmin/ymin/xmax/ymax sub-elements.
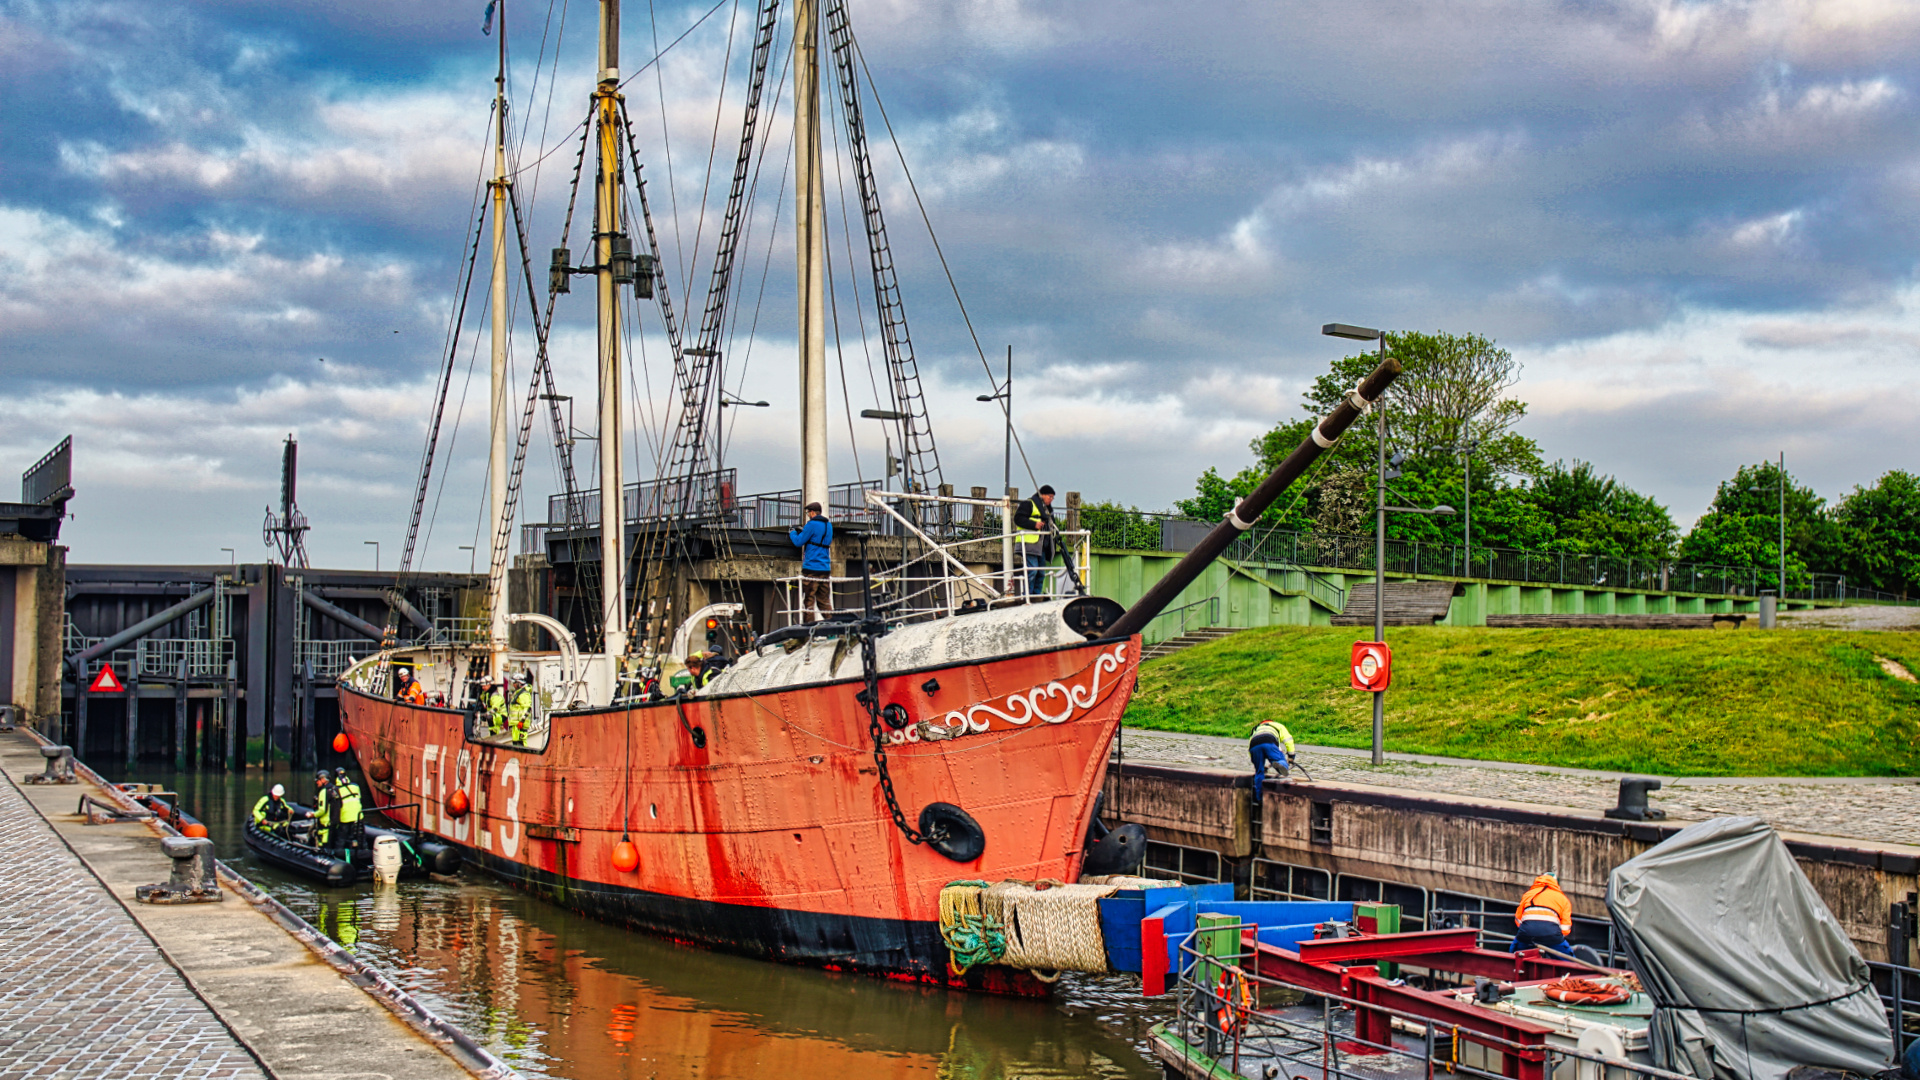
<box><xmin>338</xmin><ymin>636</ymin><xmax>1137</xmax><ymax>991</ymax></box>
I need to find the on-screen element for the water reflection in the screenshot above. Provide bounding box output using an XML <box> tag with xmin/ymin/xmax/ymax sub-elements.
<box><xmin>129</xmin><ymin>767</ymin><xmax>1164</xmax><ymax>1078</ymax></box>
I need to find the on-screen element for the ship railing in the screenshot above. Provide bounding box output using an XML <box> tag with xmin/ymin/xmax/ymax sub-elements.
<box><xmin>771</xmin><ymin>489</ymin><xmax>1092</xmax><ymax>625</ymax></box>
<box><xmin>1162</xmin><ymin>924</ymin><xmax>1698</xmax><ymax>1080</ymax></box>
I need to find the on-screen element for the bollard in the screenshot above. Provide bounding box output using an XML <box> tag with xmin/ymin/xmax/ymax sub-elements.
<box><xmin>136</xmin><ymin>836</ymin><xmax>225</xmax><ymax>904</ymax></box>
<box><xmin>25</xmin><ymin>744</ymin><xmax>78</xmax><ymax>785</ymax></box>
<box><xmin>1603</xmin><ymin>776</ymin><xmax>1667</xmax><ymax>822</ymax></box>
<box><xmin>0</xmin><ymin>704</ymin><xmax>16</xmax><ymax>731</ymax></box>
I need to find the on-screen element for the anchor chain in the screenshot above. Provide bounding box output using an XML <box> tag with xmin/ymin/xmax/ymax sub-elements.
<box><xmin>862</xmin><ymin>628</ymin><xmax>928</xmax><ymax>846</ymax></box>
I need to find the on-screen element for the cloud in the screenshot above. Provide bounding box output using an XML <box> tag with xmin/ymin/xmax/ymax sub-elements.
<box><xmin>8</xmin><ymin>0</ymin><xmax>1920</xmax><ymax>562</ymax></box>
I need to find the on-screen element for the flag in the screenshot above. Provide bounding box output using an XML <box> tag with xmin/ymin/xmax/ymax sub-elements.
<box><xmin>482</xmin><ymin>0</ymin><xmax>497</xmax><ymax>35</ymax></box>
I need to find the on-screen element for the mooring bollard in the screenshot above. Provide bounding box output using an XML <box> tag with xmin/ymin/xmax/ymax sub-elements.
<box><xmin>1603</xmin><ymin>776</ymin><xmax>1667</xmax><ymax>822</ymax></box>
<box><xmin>0</xmin><ymin>704</ymin><xmax>17</xmax><ymax>731</ymax></box>
<box><xmin>25</xmin><ymin>744</ymin><xmax>78</xmax><ymax>785</ymax></box>
<box><xmin>135</xmin><ymin>836</ymin><xmax>225</xmax><ymax>904</ymax></box>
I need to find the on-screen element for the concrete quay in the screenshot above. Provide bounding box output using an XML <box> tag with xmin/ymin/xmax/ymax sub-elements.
<box><xmin>1119</xmin><ymin>727</ymin><xmax>1920</xmax><ymax>848</ymax></box>
<box><xmin>1108</xmin><ymin>728</ymin><xmax>1920</xmax><ymax>963</ymax></box>
<box><xmin>0</xmin><ymin>732</ymin><xmax>490</xmax><ymax>1080</ymax></box>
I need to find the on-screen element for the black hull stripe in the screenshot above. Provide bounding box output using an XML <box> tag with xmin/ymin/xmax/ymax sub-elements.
<box><xmin>456</xmin><ymin>844</ymin><xmax>1045</xmax><ymax>996</ymax></box>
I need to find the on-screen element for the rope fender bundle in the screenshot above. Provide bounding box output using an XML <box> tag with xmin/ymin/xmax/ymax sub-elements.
<box><xmin>983</xmin><ymin>880</ymin><xmax>1122</xmax><ymax>977</ymax></box>
<box><xmin>938</xmin><ymin>881</ymin><xmax>1005</xmax><ymax>976</ymax></box>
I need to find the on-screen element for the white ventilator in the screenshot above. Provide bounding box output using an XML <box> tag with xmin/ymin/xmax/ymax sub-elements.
<box><xmin>371</xmin><ymin>834</ymin><xmax>403</xmax><ymax>885</ymax></box>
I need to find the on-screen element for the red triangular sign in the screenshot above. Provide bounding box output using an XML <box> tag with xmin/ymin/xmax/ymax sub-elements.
<box><xmin>89</xmin><ymin>664</ymin><xmax>125</xmax><ymax>693</ymax></box>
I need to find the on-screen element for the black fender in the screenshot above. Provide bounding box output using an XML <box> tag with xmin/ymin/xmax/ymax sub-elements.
<box><xmin>918</xmin><ymin>802</ymin><xmax>986</xmax><ymax>863</ymax></box>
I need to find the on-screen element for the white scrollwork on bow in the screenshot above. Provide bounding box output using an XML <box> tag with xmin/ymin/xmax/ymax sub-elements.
<box><xmin>897</xmin><ymin>643</ymin><xmax>1130</xmax><ymax>745</ymax></box>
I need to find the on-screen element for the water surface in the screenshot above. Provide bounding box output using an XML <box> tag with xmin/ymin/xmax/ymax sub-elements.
<box><xmin>129</xmin><ymin>767</ymin><xmax>1167</xmax><ymax>1079</ymax></box>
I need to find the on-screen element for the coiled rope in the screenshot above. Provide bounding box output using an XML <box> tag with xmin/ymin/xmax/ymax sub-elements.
<box><xmin>939</xmin><ymin>880</ymin><xmax>1005</xmax><ymax>975</ymax></box>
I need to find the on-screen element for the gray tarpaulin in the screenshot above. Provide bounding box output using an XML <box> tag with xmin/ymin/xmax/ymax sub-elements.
<box><xmin>1608</xmin><ymin>817</ymin><xmax>1892</xmax><ymax>1079</ymax></box>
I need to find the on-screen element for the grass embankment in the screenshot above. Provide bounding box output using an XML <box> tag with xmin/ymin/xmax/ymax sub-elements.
<box><xmin>1126</xmin><ymin>627</ymin><xmax>1920</xmax><ymax>776</ymax></box>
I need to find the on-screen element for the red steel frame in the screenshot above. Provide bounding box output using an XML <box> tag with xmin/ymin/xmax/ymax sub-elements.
<box><xmin>1242</xmin><ymin>928</ymin><xmax>1606</xmax><ymax>1080</ymax></box>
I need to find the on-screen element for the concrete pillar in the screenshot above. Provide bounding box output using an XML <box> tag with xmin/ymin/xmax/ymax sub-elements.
<box><xmin>1063</xmin><ymin>491</ymin><xmax>1081</xmax><ymax>532</ymax></box>
<box><xmin>969</xmin><ymin>487</ymin><xmax>987</xmax><ymax>531</ymax></box>
<box><xmin>1760</xmin><ymin>595</ymin><xmax>1777</xmax><ymax>629</ymax></box>
<box><xmin>224</xmin><ymin>661</ymin><xmax>239</xmax><ymax>771</ymax></box>
<box><xmin>174</xmin><ymin>660</ymin><xmax>188</xmax><ymax>771</ymax></box>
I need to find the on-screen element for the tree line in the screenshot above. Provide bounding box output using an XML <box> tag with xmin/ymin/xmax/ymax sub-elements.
<box><xmin>1097</xmin><ymin>331</ymin><xmax>1916</xmax><ymax>597</ymax></box>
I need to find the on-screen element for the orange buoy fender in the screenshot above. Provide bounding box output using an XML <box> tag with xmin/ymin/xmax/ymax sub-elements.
<box><xmin>182</xmin><ymin>823</ymin><xmax>209</xmax><ymax>839</ymax></box>
<box><xmin>332</xmin><ymin>733</ymin><xmax>350</xmax><ymax>753</ymax></box>
<box><xmin>612</xmin><ymin>839</ymin><xmax>640</xmax><ymax>873</ymax></box>
<box><xmin>446</xmin><ymin>789</ymin><xmax>470</xmax><ymax>818</ymax></box>
<box><xmin>367</xmin><ymin>757</ymin><xmax>393</xmax><ymax>782</ymax></box>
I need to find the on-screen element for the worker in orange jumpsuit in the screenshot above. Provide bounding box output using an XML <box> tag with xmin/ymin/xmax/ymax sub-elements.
<box><xmin>392</xmin><ymin>667</ymin><xmax>427</xmax><ymax>705</ymax></box>
<box><xmin>1511</xmin><ymin>871</ymin><xmax>1575</xmax><ymax>956</ymax></box>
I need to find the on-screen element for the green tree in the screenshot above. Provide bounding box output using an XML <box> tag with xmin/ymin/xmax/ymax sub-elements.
<box><xmin>1530</xmin><ymin>461</ymin><xmax>1679</xmax><ymax>561</ymax></box>
<box><xmin>1827</xmin><ymin>470</ymin><xmax>1920</xmax><ymax>596</ymax></box>
<box><xmin>1677</xmin><ymin>462</ymin><xmax>1828</xmax><ymax>590</ymax></box>
<box><xmin>1182</xmin><ymin>331</ymin><xmax>1544</xmax><ymax>536</ymax></box>
<box><xmin>1079</xmin><ymin>501</ymin><xmax>1166</xmax><ymax>550</ymax></box>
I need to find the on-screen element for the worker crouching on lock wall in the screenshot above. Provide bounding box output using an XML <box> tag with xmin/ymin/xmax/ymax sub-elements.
<box><xmin>1247</xmin><ymin>719</ymin><xmax>1295</xmax><ymax>805</ymax></box>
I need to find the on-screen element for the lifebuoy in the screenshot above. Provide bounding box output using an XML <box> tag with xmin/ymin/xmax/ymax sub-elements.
<box><xmin>1215</xmin><ymin>969</ymin><xmax>1254</xmax><ymax>1033</ymax></box>
<box><xmin>1539</xmin><ymin>976</ymin><xmax>1632</xmax><ymax>1006</ymax></box>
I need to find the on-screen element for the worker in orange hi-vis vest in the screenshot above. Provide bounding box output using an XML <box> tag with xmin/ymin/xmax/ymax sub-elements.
<box><xmin>1512</xmin><ymin>872</ymin><xmax>1575</xmax><ymax>956</ymax></box>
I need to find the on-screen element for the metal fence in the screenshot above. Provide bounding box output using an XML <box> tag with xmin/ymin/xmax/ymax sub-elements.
<box><xmin>298</xmin><ymin>640</ymin><xmax>365</xmax><ymax>680</ymax></box>
<box><xmin>1094</xmin><ymin>511</ymin><xmax>1853</xmax><ymax>599</ymax></box>
<box><xmin>135</xmin><ymin>638</ymin><xmax>232</xmax><ymax>679</ymax></box>
<box><xmin>545</xmin><ymin>468</ymin><xmax>741</xmax><ymax>529</ymax></box>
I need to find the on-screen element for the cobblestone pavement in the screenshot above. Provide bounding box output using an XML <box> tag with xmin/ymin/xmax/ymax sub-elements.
<box><xmin>1781</xmin><ymin>605</ymin><xmax>1920</xmax><ymax>631</ymax></box>
<box><xmin>0</xmin><ymin>773</ymin><xmax>267</xmax><ymax>1080</ymax></box>
<box><xmin>1117</xmin><ymin>729</ymin><xmax>1920</xmax><ymax>849</ymax></box>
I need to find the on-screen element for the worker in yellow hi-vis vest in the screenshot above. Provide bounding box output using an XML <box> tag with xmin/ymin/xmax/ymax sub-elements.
<box><xmin>1247</xmin><ymin>719</ymin><xmax>1295</xmax><ymax>806</ymax></box>
<box><xmin>1011</xmin><ymin>485</ymin><xmax>1056</xmax><ymax>597</ymax></box>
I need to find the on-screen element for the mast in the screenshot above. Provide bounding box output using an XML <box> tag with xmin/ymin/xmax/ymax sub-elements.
<box><xmin>794</xmin><ymin>0</ymin><xmax>828</xmax><ymax>510</ymax></box>
<box><xmin>487</xmin><ymin>1</ymin><xmax>512</xmax><ymax>674</ymax></box>
<box><xmin>595</xmin><ymin>0</ymin><xmax>629</xmax><ymax>655</ymax></box>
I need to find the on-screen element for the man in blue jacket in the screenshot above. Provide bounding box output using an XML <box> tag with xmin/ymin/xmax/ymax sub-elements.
<box><xmin>789</xmin><ymin>501</ymin><xmax>833</xmax><ymax>620</ymax></box>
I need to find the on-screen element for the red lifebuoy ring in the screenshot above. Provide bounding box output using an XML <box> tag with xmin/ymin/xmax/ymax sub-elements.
<box><xmin>1539</xmin><ymin>976</ymin><xmax>1632</xmax><ymax>1005</ymax></box>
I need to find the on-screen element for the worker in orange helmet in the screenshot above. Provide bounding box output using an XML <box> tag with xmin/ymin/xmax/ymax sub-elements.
<box><xmin>1511</xmin><ymin>871</ymin><xmax>1575</xmax><ymax>956</ymax></box>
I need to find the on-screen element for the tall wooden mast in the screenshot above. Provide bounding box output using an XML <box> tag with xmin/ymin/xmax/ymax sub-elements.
<box><xmin>794</xmin><ymin>0</ymin><xmax>828</xmax><ymax>511</ymax></box>
<box><xmin>486</xmin><ymin>0</ymin><xmax>512</xmax><ymax>675</ymax></box>
<box><xmin>595</xmin><ymin>0</ymin><xmax>629</xmax><ymax>656</ymax></box>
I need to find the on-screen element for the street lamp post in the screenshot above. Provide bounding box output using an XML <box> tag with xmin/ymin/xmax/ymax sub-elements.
<box><xmin>976</xmin><ymin>346</ymin><xmax>1013</xmax><ymax>498</ymax></box>
<box><xmin>1439</xmin><ymin>439</ymin><xmax>1481</xmax><ymax>574</ymax></box>
<box><xmin>1747</xmin><ymin>451</ymin><xmax>1787</xmax><ymax>601</ymax></box>
<box><xmin>363</xmin><ymin>541</ymin><xmax>380</xmax><ymax>573</ymax></box>
<box><xmin>1324</xmin><ymin>322</ymin><xmax>1458</xmax><ymax>766</ymax></box>
<box><xmin>1324</xmin><ymin>324</ymin><xmax>1390</xmax><ymax>763</ymax></box>
<box><xmin>1776</xmin><ymin>451</ymin><xmax>1785</xmax><ymax>601</ymax></box>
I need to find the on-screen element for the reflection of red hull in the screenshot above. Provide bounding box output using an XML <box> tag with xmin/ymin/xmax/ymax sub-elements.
<box><xmin>338</xmin><ymin>636</ymin><xmax>1137</xmax><ymax>991</ymax></box>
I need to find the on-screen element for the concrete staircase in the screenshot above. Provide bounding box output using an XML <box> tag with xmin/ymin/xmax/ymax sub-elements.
<box><xmin>1141</xmin><ymin>627</ymin><xmax>1244</xmax><ymax>662</ymax></box>
<box><xmin>1330</xmin><ymin>581</ymin><xmax>1461</xmax><ymax>626</ymax></box>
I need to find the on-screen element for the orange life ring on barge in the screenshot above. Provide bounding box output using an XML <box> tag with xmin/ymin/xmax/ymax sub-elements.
<box><xmin>1539</xmin><ymin>976</ymin><xmax>1632</xmax><ymax>1005</ymax></box>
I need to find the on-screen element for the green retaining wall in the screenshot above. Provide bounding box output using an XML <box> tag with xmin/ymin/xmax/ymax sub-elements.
<box><xmin>1087</xmin><ymin>550</ymin><xmax>1771</xmax><ymax>645</ymax></box>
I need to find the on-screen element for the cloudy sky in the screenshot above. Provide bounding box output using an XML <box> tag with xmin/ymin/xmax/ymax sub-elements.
<box><xmin>4</xmin><ymin>0</ymin><xmax>1918</xmax><ymax>568</ymax></box>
